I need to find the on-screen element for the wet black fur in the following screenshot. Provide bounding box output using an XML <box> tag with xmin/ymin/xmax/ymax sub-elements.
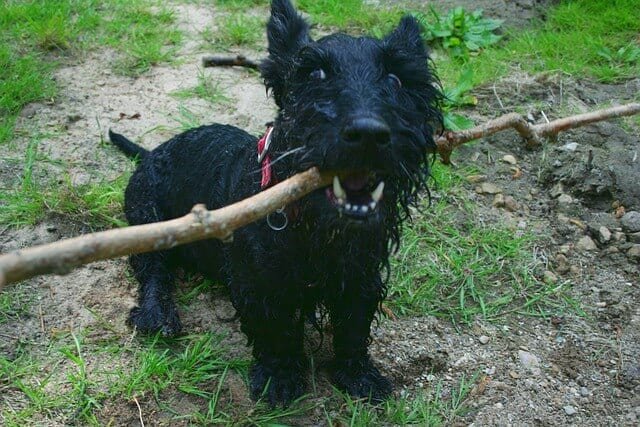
<box><xmin>110</xmin><ymin>0</ymin><xmax>441</xmax><ymax>407</ymax></box>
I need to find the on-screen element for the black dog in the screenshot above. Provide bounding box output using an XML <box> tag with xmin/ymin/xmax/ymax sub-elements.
<box><xmin>109</xmin><ymin>0</ymin><xmax>441</xmax><ymax>407</ymax></box>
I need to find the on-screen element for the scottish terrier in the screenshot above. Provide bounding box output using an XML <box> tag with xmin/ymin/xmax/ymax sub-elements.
<box><xmin>109</xmin><ymin>0</ymin><xmax>441</xmax><ymax>406</ymax></box>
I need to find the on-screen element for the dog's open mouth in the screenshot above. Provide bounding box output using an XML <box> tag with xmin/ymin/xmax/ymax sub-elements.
<box><xmin>325</xmin><ymin>172</ymin><xmax>384</xmax><ymax>218</ymax></box>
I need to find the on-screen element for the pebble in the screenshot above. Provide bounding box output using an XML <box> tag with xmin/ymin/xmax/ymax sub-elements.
<box><xmin>627</xmin><ymin>245</ymin><xmax>640</xmax><ymax>259</ymax></box>
<box><xmin>621</xmin><ymin>211</ymin><xmax>640</xmax><ymax>233</ymax></box>
<box><xmin>579</xmin><ymin>387</ymin><xmax>590</xmax><ymax>397</ymax></box>
<box><xmin>629</xmin><ymin>232</ymin><xmax>640</xmax><ymax>244</ymax></box>
<box><xmin>476</xmin><ymin>182</ymin><xmax>503</xmax><ymax>194</ymax></box>
<box><xmin>598</xmin><ymin>226</ymin><xmax>611</xmax><ymax>243</ymax></box>
<box><xmin>466</xmin><ymin>174</ymin><xmax>487</xmax><ymax>183</ymax></box>
<box><xmin>502</xmin><ymin>154</ymin><xmax>517</xmax><ymax>165</ymax></box>
<box><xmin>503</xmin><ymin>195</ymin><xmax>518</xmax><ymax>212</ymax></box>
<box><xmin>543</xmin><ymin>270</ymin><xmax>558</xmax><ymax>284</ymax></box>
<box><xmin>518</xmin><ymin>350</ymin><xmax>542</xmax><ymax>375</ymax></box>
<box><xmin>576</xmin><ymin>236</ymin><xmax>597</xmax><ymax>251</ymax></box>
<box><xmin>557</xmin><ymin>194</ymin><xmax>574</xmax><ymax>207</ymax></box>
<box><xmin>479</xmin><ymin>335</ymin><xmax>490</xmax><ymax>344</ymax></box>
<box><xmin>559</xmin><ymin>142</ymin><xmax>579</xmax><ymax>152</ymax></box>
<box><xmin>563</xmin><ymin>405</ymin><xmax>577</xmax><ymax>416</ymax></box>
<box><xmin>613</xmin><ymin>231</ymin><xmax>626</xmax><ymax>243</ymax></box>
<box><xmin>550</xmin><ymin>183</ymin><xmax>565</xmax><ymax>198</ymax></box>
<box><xmin>555</xmin><ymin>253</ymin><xmax>570</xmax><ymax>274</ymax></box>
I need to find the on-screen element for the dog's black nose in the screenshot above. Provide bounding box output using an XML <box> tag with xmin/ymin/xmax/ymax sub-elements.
<box><xmin>341</xmin><ymin>117</ymin><xmax>391</xmax><ymax>146</ymax></box>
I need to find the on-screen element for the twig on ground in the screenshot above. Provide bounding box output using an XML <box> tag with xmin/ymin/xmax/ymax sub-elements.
<box><xmin>0</xmin><ymin>168</ymin><xmax>332</xmax><ymax>290</ymax></box>
<box><xmin>202</xmin><ymin>55</ymin><xmax>260</xmax><ymax>70</ymax></box>
<box><xmin>435</xmin><ymin>103</ymin><xmax>640</xmax><ymax>164</ymax></box>
<box><xmin>133</xmin><ymin>396</ymin><xmax>145</xmax><ymax>427</ymax></box>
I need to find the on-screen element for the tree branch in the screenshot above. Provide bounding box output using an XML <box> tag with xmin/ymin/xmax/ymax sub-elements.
<box><xmin>1</xmin><ymin>104</ymin><xmax>639</xmax><ymax>290</ymax></box>
<box><xmin>202</xmin><ymin>55</ymin><xmax>260</xmax><ymax>70</ymax></box>
<box><xmin>436</xmin><ymin>103</ymin><xmax>640</xmax><ymax>164</ymax></box>
<box><xmin>0</xmin><ymin>168</ymin><xmax>332</xmax><ymax>290</ymax></box>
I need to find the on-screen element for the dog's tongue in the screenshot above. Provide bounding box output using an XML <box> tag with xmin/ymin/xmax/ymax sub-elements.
<box><xmin>342</xmin><ymin>173</ymin><xmax>368</xmax><ymax>192</ymax></box>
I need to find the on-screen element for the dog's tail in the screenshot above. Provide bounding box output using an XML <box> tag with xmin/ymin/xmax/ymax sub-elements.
<box><xmin>108</xmin><ymin>129</ymin><xmax>149</xmax><ymax>160</ymax></box>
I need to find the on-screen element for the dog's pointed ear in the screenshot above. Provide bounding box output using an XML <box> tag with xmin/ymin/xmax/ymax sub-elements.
<box><xmin>261</xmin><ymin>0</ymin><xmax>311</xmax><ymax>107</ymax></box>
<box><xmin>267</xmin><ymin>0</ymin><xmax>310</xmax><ymax>57</ymax></box>
<box><xmin>384</xmin><ymin>15</ymin><xmax>425</xmax><ymax>54</ymax></box>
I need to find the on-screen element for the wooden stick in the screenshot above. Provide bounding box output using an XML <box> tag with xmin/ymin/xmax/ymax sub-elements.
<box><xmin>0</xmin><ymin>168</ymin><xmax>332</xmax><ymax>290</ymax></box>
<box><xmin>1</xmin><ymin>104</ymin><xmax>639</xmax><ymax>290</ymax></box>
<box><xmin>435</xmin><ymin>103</ymin><xmax>640</xmax><ymax>164</ymax></box>
<box><xmin>202</xmin><ymin>55</ymin><xmax>260</xmax><ymax>70</ymax></box>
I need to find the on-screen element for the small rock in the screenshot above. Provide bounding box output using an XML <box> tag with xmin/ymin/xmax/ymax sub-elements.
<box><xmin>613</xmin><ymin>231</ymin><xmax>626</xmax><ymax>243</ymax></box>
<box><xmin>67</xmin><ymin>113</ymin><xmax>83</xmax><ymax>123</ymax></box>
<box><xmin>598</xmin><ymin>226</ymin><xmax>611</xmax><ymax>244</ymax></box>
<box><xmin>557</xmin><ymin>194</ymin><xmax>573</xmax><ymax>206</ymax></box>
<box><xmin>543</xmin><ymin>270</ymin><xmax>558</xmax><ymax>284</ymax></box>
<box><xmin>603</xmin><ymin>246</ymin><xmax>619</xmax><ymax>255</ymax></box>
<box><xmin>627</xmin><ymin>245</ymin><xmax>640</xmax><ymax>259</ymax></box>
<box><xmin>501</xmin><ymin>154</ymin><xmax>517</xmax><ymax>165</ymax></box>
<box><xmin>466</xmin><ymin>174</ymin><xmax>487</xmax><ymax>184</ymax></box>
<box><xmin>559</xmin><ymin>142</ymin><xmax>579</xmax><ymax>152</ymax></box>
<box><xmin>553</xmin><ymin>160</ymin><xmax>563</xmax><ymax>167</ymax></box>
<box><xmin>555</xmin><ymin>253</ymin><xmax>570</xmax><ymax>274</ymax></box>
<box><xmin>579</xmin><ymin>387</ymin><xmax>590</xmax><ymax>397</ymax></box>
<box><xmin>493</xmin><ymin>193</ymin><xmax>505</xmax><ymax>208</ymax></box>
<box><xmin>621</xmin><ymin>211</ymin><xmax>640</xmax><ymax>233</ymax></box>
<box><xmin>479</xmin><ymin>335</ymin><xmax>490</xmax><ymax>345</ymax></box>
<box><xmin>518</xmin><ymin>350</ymin><xmax>541</xmax><ymax>375</ymax></box>
<box><xmin>476</xmin><ymin>182</ymin><xmax>503</xmax><ymax>194</ymax></box>
<box><xmin>550</xmin><ymin>183</ymin><xmax>565</xmax><ymax>198</ymax></box>
<box><xmin>503</xmin><ymin>196</ymin><xmax>518</xmax><ymax>212</ymax></box>
<box><xmin>629</xmin><ymin>232</ymin><xmax>640</xmax><ymax>244</ymax></box>
<box><xmin>576</xmin><ymin>236</ymin><xmax>597</xmax><ymax>251</ymax></box>
<box><xmin>563</xmin><ymin>405</ymin><xmax>577</xmax><ymax>416</ymax></box>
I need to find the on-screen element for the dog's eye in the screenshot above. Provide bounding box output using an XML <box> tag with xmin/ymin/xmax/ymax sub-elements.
<box><xmin>309</xmin><ymin>68</ymin><xmax>327</xmax><ymax>80</ymax></box>
<box><xmin>388</xmin><ymin>73</ymin><xmax>402</xmax><ymax>89</ymax></box>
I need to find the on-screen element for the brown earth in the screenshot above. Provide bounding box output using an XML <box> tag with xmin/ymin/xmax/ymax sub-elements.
<box><xmin>1</xmin><ymin>1</ymin><xmax>639</xmax><ymax>425</ymax></box>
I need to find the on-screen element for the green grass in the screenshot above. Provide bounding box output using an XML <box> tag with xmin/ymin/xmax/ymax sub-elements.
<box><xmin>206</xmin><ymin>13</ymin><xmax>264</xmax><ymax>49</ymax></box>
<box><xmin>438</xmin><ymin>0</ymin><xmax>640</xmax><ymax>86</ymax></box>
<box><xmin>213</xmin><ymin>0</ymin><xmax>269</xmax><ymax>10</ymax></box>
<box><xmin>388</xmin><ymin>163</ymin><xmax>574</xmax><ymax>322</ymax></box>
<box><xmin>0</xmin><ymin>0</ymin><xmax>182</xmax><ymax>145</ymax></box>
<box><xmin>171</xmin><ymin>69</ymin><xmax>231</xmax><ymax>105</ymax></box>
<box><xmin>0</xmin><ymin>138</ymin><xmax>129</xmax><ymax>228</ymax></box>
<box><xmin>297</xmin><ymin>0</ymin><xmax>403</xmax><ymax>35</ymax></box>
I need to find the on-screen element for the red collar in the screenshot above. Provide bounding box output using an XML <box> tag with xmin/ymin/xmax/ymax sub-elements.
<box><xmin>257</xmin><ymin>126</ymin><xmax>300</xmax><ymax>228</ymax></box>
<box><xmin>257</xmin><ymin>126</ymin><xmax>276</xmax><ymax>189</ymax></box>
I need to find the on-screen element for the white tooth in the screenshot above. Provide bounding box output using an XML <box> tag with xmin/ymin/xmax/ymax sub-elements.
<box><xmin>361</xmin><ymin>205</ymin><xmax>369</xmax><ymax>213</ymax></box>
<box><xmin>337</xmin><ymin>198</ymin><xmax>345</xmax><ymax>206</ymax></box>
<box><xmin>345</xmin><ymin>203</ymin><xmax>352</xmax><ymax>210</ymax></box>
<box><xmin>369</xmin><ymin>202</ymin><xmax>376</xmax><ymax>210</ymax></box>
<box><xmin>333</xmin><ymin>176</ymin><xmax>346</xmax><ymax>200</ymax></box>
<box><xmin>371</xmin><ymin>181</ymin><xmax>385</xmax><ymax>203</ymax></box>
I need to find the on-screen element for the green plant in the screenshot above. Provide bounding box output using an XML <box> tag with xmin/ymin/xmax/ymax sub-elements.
<box><xmin>442</xmin><ymin>67</ymin><xmax>477</xmax><ymax>130</ymax></box>
<box><xmin>415</xmin><ymin>7</ymin><xmax>503</xmax><ymax>58</ymax></box>
<box><xmin>597</xmin><ymin>43</ymin><xmax>640</xmax><ymax>65</ymax></box>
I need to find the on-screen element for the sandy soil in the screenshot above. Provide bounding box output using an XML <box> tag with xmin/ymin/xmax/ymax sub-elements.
<box><xmin>1</xmin><ymin>1</ymin><xmax>639</xmax><ymax>425</ymax></box>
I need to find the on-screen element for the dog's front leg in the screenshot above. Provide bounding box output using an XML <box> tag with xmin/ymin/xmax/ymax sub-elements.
<box><xmin>327</xmin><ymin>277</ymin><xmax>392</xmax><ymax>403</ymax></box>
<box><xmin>128</xmin><ymin>252</ymin><xmax>181</xmax><ymax>336</ymax></box>
<box><xmin>231</xmin><ymin>283</ymin><xmax>307</xmax><ymax>407</ymax></box>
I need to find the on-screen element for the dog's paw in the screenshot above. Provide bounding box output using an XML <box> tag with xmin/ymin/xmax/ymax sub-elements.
<box><xmin>129</xmin><ymin>304</ymin><xmax>182</xmax><ymax>337</ymax></box>
<box><xmin>249</xmin><ymin>358</ymin><xmax>306</xmax><ymax>407</ymax></box>
<box><xmin>331</xmin><ymin>357</ymin><xmax>393</xmax><ymax>403</ymax></box>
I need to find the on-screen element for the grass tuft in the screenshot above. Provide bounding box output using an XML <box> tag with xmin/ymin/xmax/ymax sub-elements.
<box><xmin>389</xmin><ymin>163</ymin><xmax>574</xmax><ymax>322</ymax></box>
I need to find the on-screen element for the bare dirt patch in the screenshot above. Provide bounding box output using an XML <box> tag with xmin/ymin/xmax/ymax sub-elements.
<box><xmin>1</xmin><ymin>1</ymin><xmax>639</xmax><ymax>426</ymax></box>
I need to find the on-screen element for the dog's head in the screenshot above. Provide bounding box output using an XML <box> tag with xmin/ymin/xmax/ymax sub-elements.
<box><xmin>261</xmin><ymin>0</ymin><xmax>442</xmax><ymax>240</ymax></box>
